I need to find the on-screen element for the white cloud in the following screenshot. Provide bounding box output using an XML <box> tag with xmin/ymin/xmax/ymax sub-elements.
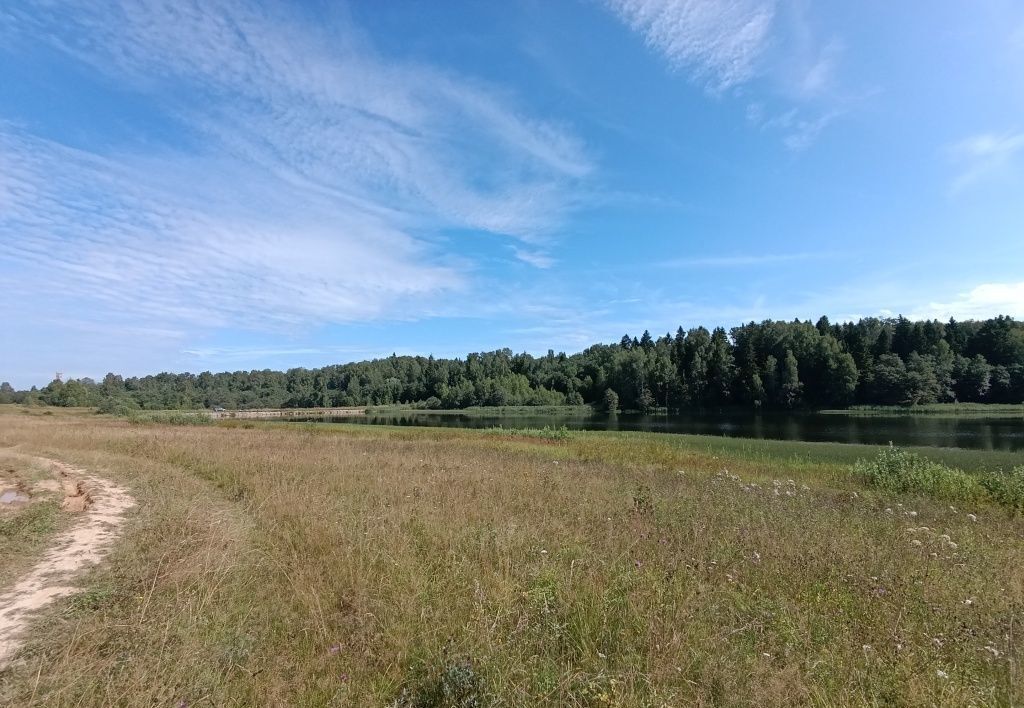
<box><xmin>949</xmin><ymin>130</ymin><xmax>1024</xmax><ymax>193</ymax></box>
<box><xmin>906</xmin><ymin>282</ymin><xmax>1024</xmax><ymax>321</ymax></box>
<box><xmin>512</xmin><ymin>247</ymin><xmax>555</xmax><ymax>269</ymax></box>
<box><xmin>605</xmin><ymin>0</ymin><xmax>776</xmax><ymax>89</ymax></box>
<box><xmin>0</xmin><ymin>129</ymin><xmax>461</xmax><ymax>329</ymax></box>
<box><xmin>796</xmin><ymin>40</ymin><xmax>841</xmax><ymax>97</ymax></box>
<box><xmin>605</xmin><ymin>1</ymin><xmax>856</xmax><ymax>150</ymax></box>
<box><xmin>0</xmin><ymin>0</ymin><xmax>590</xmax><ymax>355</ymax></box>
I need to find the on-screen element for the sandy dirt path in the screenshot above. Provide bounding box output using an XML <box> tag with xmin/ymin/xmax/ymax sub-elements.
<box><xmin>0</xmin><ymin>458</ymin><xmax>134</xmax><ymax>666</ymax></box>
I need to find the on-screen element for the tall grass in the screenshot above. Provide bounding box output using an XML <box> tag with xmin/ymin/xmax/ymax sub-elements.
<box><xmin>822</xmin><ymin>403</ymin><xmax>1024</xmax><ymax>417</ymax></box>
<box><xmin>0</xmin><ymin>412</ymin><xmax>1021</xmax><ymax>705</ymax></box>
<box><xmin>124</xmin><ymin>410</ymin><xmax>212</xmax><ymax>426</ymax></box>
<box><xmin>855</xmin><ymin>445</ymin><xmax>1024</xmax><ymax>510</ymax></box>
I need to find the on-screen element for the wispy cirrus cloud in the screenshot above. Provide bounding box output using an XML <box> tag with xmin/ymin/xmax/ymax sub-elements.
<box><xmin>0</xmin><ymin>0</ymin><xmax>593</xmax><ymax>353</ymax></box>
<box><xmin>605</xmin><ymin>1</ymin><xmax>863</xmax><ymax>150</ymax></box>
<box><xmin>605</xmin><ymin>0</ymin><xmax>776</xmax><ymax>90</ymax></box>
<box><xmin>512</xmin><ymin>247</ymin><xmax>556</xmax><ymax>269</ymax></box>
<box><xmin>948</xmin><ymin>130</ymin><xmax>1024</xmax><ymax>194</ymax></box>
<box><xmin>0</xmin><ymin>127</ymin><xmax>461</xmax><ymax>328</ymax></box>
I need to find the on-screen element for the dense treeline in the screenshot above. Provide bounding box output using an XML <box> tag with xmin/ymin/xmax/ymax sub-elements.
<box><xmin>3</xmin><ymin>315</ymin><xmax>1023</xmax><ymax>412</ymax></box>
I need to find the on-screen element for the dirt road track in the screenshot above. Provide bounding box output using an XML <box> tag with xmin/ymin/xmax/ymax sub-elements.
<box><xmin>0</xmin><ymin>458</ymin><xmax>134</xmax><ymax>667</ymax></box>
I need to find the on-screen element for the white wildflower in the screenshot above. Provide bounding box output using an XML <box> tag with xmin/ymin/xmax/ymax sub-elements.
<box><xmin>936</xmin><ymin>669</ymin><xmax>949</xmax><ymax>679</ymax></box>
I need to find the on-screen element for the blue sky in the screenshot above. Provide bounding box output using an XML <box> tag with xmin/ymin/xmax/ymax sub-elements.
<box><xmin>2</xmin><ymin>0</ymin><xmax>1023</xmax><ymax>388</ymax></box>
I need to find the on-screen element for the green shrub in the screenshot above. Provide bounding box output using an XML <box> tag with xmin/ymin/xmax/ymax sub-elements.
<box><xmin>126</xmin><ymin>410</ymin><xmax>212</xmax><ymax>426</ymax></box>
<box><xmin>980</xmin><ymin>466</ymin><xmax>1024</xmax><ymax>511</ymax></box>
<box><xmin>96</xmin><ymin>396</ymin><xmax>140</xmax><ymax>416</ymax></box>
<box><xmin>854</xmin><ymin>445</ymin><xmax>984</xmax><ymax>501</ymax></box>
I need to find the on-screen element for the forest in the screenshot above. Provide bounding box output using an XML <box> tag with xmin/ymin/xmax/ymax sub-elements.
<box><xmin>3</xmin><ymin>315</ymin><xmax>1023</xmax><ymax>412</ymax></box>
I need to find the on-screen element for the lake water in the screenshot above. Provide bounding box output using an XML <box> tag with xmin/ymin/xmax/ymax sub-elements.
<box><xmin>289</xmin><ymin>410</ymin><xmax>1024</xmax><ymax>452</ymax></box>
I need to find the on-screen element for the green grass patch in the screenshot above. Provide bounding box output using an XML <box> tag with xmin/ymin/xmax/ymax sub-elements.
<box><xmin>854</xmin><ymin>445</ymin><xmax>985</xmax><ymax>501</ymax></box>
<box><xmin>0</xmin><ymin>500</ymin><xmax>62</xmax><ymax>586</ymax></box>
<box><xmin>483</xmin><ymin>425</ymin><xmax>575</xmax><ymax>441</ymax></box>
<box><xmin>855</xmin><ymin>445</ymin><xmax>1024</xmax><ymax>510</ymax></box>
<box><xmin>126</xmin><ymin>410</ymin><xmax>213</xmax><ymax>426</ymax></box>
<box><xmin>822</xmin><ymin>403</ymin><xmax>1024</xmax><ymax>417</ymax></box>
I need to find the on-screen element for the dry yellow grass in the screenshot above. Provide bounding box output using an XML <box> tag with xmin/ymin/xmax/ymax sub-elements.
<box><xmin>0</xmin><ymin>410</ymin><xmax>1021</xmax><ymax>706</ymax></box>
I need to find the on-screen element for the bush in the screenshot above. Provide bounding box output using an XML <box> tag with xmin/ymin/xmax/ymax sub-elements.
<box><xmin>96</xmin><ymin>396</ymin><xmax>139</xmax><ymax>416</ymax></box>
<box><xmin>854</xmin><ymin>445</ymin><xmax>984</xmax><ymax>501</ymax></box>
<box><xmin>601</xmin><ymin>389</ymin><xmax>619</xmax><ymax>413</ymax></box>
<box><xmin>980</xmin><ymin>466</ymin><xmax>1024</xmax><ymax>511</ymax></box>
<box><xmin>126</xmin><ymin>411</ymin><xmax>212</xmax><ymax>426</ymax></box>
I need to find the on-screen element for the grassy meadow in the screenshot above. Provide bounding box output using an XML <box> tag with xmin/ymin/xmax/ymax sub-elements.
<box><xmin>820</xmin><ymin>403</ymin><xmax>1024</xmax><ymax>418</ymax></box>
<box><xmin>0</xmin><ymin>407</ymin><xmax>1022</xmax><ymax>706</ymax></box>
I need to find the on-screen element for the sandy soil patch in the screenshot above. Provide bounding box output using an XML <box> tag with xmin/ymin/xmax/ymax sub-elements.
<box><xmin>0</xmin><ymin>458</ymin><xmax>134</xmax><ymax>666</ymax></box>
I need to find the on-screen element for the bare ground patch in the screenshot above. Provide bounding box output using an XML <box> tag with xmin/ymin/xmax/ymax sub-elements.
<box><xmin>0</xmin><ymin>457</ymin><xmax>134</xmax><ymax>667</ymax></box>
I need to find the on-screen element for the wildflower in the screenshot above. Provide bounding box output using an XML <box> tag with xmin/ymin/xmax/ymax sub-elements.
<box><xmin>851</xmin><ymin>491</ymin><xmax>859</xmax><ymax>499</ymax></box>
<box><xmin>339</xmin><ymin>673</ymin><xmax>350</xmax><ymax>683</ymax></box>
<box><xmin>967</xmin><ymin>513</ymin><xmax>978</xmax><ymax>522</ymax></box>
<box><xmin>862</xmin><ymin>644</ymin><xmax>872</xmax><ymax>653</ymax></box>
<box><xmin>963</xmin><ymin>597</ymin><xmax>975</xmax><ymax>606</ymax></box>
<box><xmin>329</xmin><ymin>643</ymin><xmax>343</xmax><ymax>656</ymax></box>
<box><xmin>936</xmin><ymin>669</ymin><xmax>949</xmax><ymax>679</ymax></box>
<box><xmin>751</xmin><ymin>551</ymin><xmax>761</xmax><ymax>563</ymax></box>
